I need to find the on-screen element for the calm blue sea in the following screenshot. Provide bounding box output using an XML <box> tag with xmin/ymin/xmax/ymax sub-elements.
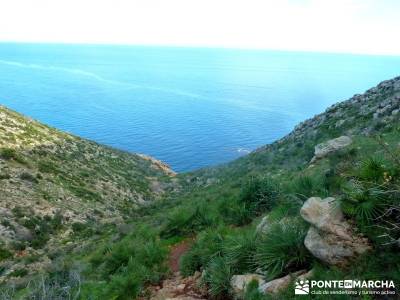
<box><xmin>0</xmin><ymin>43</ymin><xmax>399</xmax><ymax>172</ymax></box>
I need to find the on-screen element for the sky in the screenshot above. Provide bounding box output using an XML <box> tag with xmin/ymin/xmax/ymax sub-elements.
<box><xmin>0</xmin><ymin>0</ymin><xmax>399</xmax><ymax>55</ymax></box>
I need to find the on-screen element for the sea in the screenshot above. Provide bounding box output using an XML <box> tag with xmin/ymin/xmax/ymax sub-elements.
<box><xmin>0</xmin><ymin>43</ymin><xmax>399</xmax><ymax>172</ymax></box>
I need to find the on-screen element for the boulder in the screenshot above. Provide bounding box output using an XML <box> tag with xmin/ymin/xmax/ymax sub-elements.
<box><xmin>311</xmin><ymin>136</ymin><xmax>352</xmax><ymax>163</ymax></box>
<box><xmin>258</xmin><ymin>270</ymin><xmax>307</xmax><ymax>294</ymax></box>
<box><xmin>300</xmin><ymin>197</ymin><xmax>350</xmax><ymax>239</ymax></box>
<box><xmin>231</xmin><ymin>274</ymin><xmax>265</xmax><ymax>295</ymax></box>
<box><xmin>300</xmin><ymin>197</ymin><xmax>370</xmax><ymax>265</ymax></box>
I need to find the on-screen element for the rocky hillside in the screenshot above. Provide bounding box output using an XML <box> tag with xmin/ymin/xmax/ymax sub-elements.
<box><xmin>186</xmin><ymin>76</ymin><xmax>400</xmax><ymax>184</ymax></box>
<box><xmin>1</xmin><ymin>76</ymin><xmax>399</xmax><ymax>299</ymax></box>
<box><xmin>0</xmin><ymin>106</ymin><xmax>177</xmax><ymax>284</ymax></box>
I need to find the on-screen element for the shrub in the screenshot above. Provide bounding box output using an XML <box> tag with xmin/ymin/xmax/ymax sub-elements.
<box><xmin>179</xmin><ymin>228</ymin><xmax>227</xmax><ymax>276</ymax></box>
<box><xmin>223</xmin><ymin>229</ymin><xmax>257</xmax><ymax>274</ymax></box>
<box><xmin>218</xmin><ymin>198</ymin><xmax>253</xmax><ymax>226</ymax></box>
<box><xmin>0</xmin><ymin>148</ymin><xmax>26</xmax><ymax>164</ymax></box>
<box><xmin>239</xmin><ymin>177</ymin><xmax>280</xmax><ymax>215</ymax></box>
<box><xmin>0</xmin><ymin>173</ymin><xmax>10</xmax><ymax>180</ymax></box>
<box><xmin>0</xmin><ymin>148</ymin><xmax>17</xmax><ymax>160</ymax></box>
<box><xmin>358</xmin><ymin>157</ymin><xmax>385</xmax><ymax>182</ymax></box>
<box><xmin>26</xmin><ymin>270</ymin><xmax>82</xmax><ymax>299</ymax></box>
<box><xmin>341</xmin><ymin>180</ymin><xmax>386</xmax><ymax>224</ymax></box>
<box><xmin>254</xmin><ymin>218</ymin><xmax>310</xmax><ymax>279</ymax></box>
<box><xmin>20</xmin><ymin>172</ymin><xmax>38</xmax><ymax>183</ymax></box>
<box><xmin>243</xmin><ymin>280</ymin><xmax>266</xmax><ymax>300</ymax></box>
<box><xmin>38</xmin><ymin>160</ymin><xmax>58</xmax><ymax>173</ymax></box>
<box><xmin>9</xmin><ymin>268</ymin><xmax>28</xmax><ymax>277</ymax></box>
<box><xmin>0</xmin><ymin>247</ymin><xmax>12</xmax><ymax>262</ymax></box>
<box><xmin>161</xmin><ymin>203</ymin><xmax>217</xmax><ymax>238</ymax></box>
<box><xmin>89</xmin><ymin>226</ymin><xmax>168</xmax><ymax>298</ymax></box>
<box><xmin>289</xmin><ymin>175</ymin><xmax>326</xmax><ymax>200</ymax></box>
<box><xmin>202</xmin><ymin>256</ymin><xmax>232</xmax><ymax>299</ymax></box>
<box><xmin>102</xmin><ymin>271</ymin><xmax>142</xmax><ymax>300</ymax></box>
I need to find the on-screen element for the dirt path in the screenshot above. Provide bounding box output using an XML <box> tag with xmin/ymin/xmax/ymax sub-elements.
<box><xmin>147</xmin><ymin>240</ymin><xmax>208</xmax><ymax>300</ymax></box>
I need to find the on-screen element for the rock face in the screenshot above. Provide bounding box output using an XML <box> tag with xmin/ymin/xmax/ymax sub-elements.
<box><xmin>300</xmin><ymin>197</ymin><xmax>370</xmax><ymax>265</ymax></box>
<box><xmin>231</xmin><ymin>274</ymin><xmax>265</xmax><ymax>295</ymax></box>
<box><xmin>311</xmin><ymin>136</ymin><xmax>352</xmax><ymax>163</ymax></box>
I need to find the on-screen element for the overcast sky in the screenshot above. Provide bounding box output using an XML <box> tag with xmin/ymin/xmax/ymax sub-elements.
<box><xmin>0</xmin><ymin>0</ymin><xmax>399</xmax><ymax>55</ymax></box>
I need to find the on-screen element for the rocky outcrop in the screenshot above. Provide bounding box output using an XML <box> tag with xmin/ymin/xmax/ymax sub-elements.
<box><xmin>231</xmin><ymin>274</ymin><xmax>265</xmax><ymax>296</ymax></box>
<box><xmin>255</xmin><ymin>76</ymin><xmax>400</xmax><ymax>157</ymax></box>
<box><xmin>310</xmin><ymin>136</ymin><xmax>352</xmax><ymax>163</ymax></box>
<box><xmin>138</xmin><ymin>153</ymin><xmax>176</xmax><ymax>176</ymax></box>
<box><xmin>300</xmin><ymin>197</ymin><xmax>370</xmax><ymax>265</ymax></box>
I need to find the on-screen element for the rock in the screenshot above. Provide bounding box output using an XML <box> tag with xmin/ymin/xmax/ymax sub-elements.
<box><xmin>231</xmin><ymin>274</ymin><xmax>265</xmax><ymax>295</ymax></box>
<box><xmin>300</xmin><ymin>197</ymin><xmax>350</xmax><ymax>239</ymax></box>
<box><xmin>311</xmin><ymin>136</ymin><xmax>352</xmax><ymax>163</ymax></box>
<box><xmin>335</xmin><ymin>119</ymin><xmax>345</xmax><ymax>128</ymax></box>
<box><xmin>301</xmin><ymin>197</ymin><xmax>370</xmax><ymax>265</ymax></box>
<box><xmin>256</xmin><ymin>216</ymin><xmax>271</xmax><ymax>234</ymax></box>
<box><xmin>296</xmin><ymin>269</ymin><xmax>314</xmax><ymax>282</ymax></box>
<box><xmin>259</xmin><ymin>270</ymin><xmax>306</xmax><ymax>294</ymax></box>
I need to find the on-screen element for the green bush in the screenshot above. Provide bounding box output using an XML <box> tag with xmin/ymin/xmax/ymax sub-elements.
<box><xmin>239</xmin><ymin>177</ymin><xmax>280</xmax><ymax>215</ymax></box>
<box><xmin>202</xmin><ymin>256</ymin><xmax>232</xmax><ymax>299</ymax></box>
<box><xmin>102</xmin><ymin>271</ymin><xmax>142</xmax><ymax>300</ymax></box>
<box><xmin>20</xmin><ymin>172</ymin><xmax>38</xmax><ymax>183</ymax></box>
<box><xmin>218</xmin><ymin>198</ymin><xmax>253</xmax><ymax>226</ymax></box>
<box><xmin>243</xmin><ymin>280</ymin><xmax>266</xmax><ymax>300</ymax></box>
<box><xmin>0</xmin><ymin>148</ymin><xmax>26</xmax><ymax>164</ymax></box>
<box><xmin>0</xmin><ymin>247</ymin><xmax>12</xmax><ymax>262</ymax></box>
<box><xmin>254</xmin><ymin>218</ymin><xmax>310</xmax><ymax>279</ymax></box>
<box><xmin>20</xmin><ymin>214</ymin><xmax>63</xmax><ymax>249</ymax></box>
<box><xmin>0</xmin><ymin>148</ymin><xmax>17</xmax><ymax>160</ymax></box>
<box><xmin>359</xmin><ymin>157</ymin><xmax>385</xmax><ymax>181</ymax></box>
<box><xmin>289</xmin><ymin>175</ymin><xmax>326</xmax><ymax>200</ymax></box>
<box><xmin>0</xmin><ymin>172</ymin><xmax>10</xmax><ymax>180</ymax></box>
<box><xmin>341</xmin><ymin>180</ymin><xmax>386</xmax><ymax>225</ymax></box>
<box><xmin>161</xmin><ymin>203</ymin><xmax>217</xmax><ymax>238</ymax></box>
<box><xmin>9</xmin><ymin>268</ymin><xmax>28</xmax><ymax>277</ymax></box>
<box><xmin>38</xmin><ymin>160</ymin><xmax>58</xmax><ymax>173</ymax></box>
<box><xmin>89</xmin><ymin>226</ymin><xmax>168</xmax><ymax>298</ymax></box>
<box><xmin>179</xmin><ymin>228</ymin><xmax>227</xmax><ymax>277</ymax></box>
<box><xmin>223</xmin><ymin>229</ymin><xmax>257</xmax><ymax>274</ymax></box>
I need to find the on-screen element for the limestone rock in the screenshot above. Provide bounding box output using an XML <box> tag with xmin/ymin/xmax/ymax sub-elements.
<box><xmin>300</xmin><ymin>197</ymin><xmax>350</xmax><ymax>239</ymax></box>
<box><xmin>256</xmin><ymin>216</ymin><xmax>271</xmax><ymax>234</ymax></box>
<box><xmin>311</xmin><ymin>136</ymin><xmax>352</xmax><ymax>163</ymax></box>
<box><xmin>259</xmin><ymin>270</ymin><xmax>306</xmax><ymax>294</ymax></box>
<box><xmin>301</xmin><ymin>197</ymin><xmax>370</xmax><ymax>265</ymax></box>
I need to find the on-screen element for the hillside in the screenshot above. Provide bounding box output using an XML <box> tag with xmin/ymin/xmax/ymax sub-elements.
<box><xmin>1</xmin><ymin>76</ymin><xmax>400</xmax><ymax>299</ymax></box>
<box><xmin>0</xmin><ymin>106</ymin><xmax>177</xmax><ymax>286</ymax></box>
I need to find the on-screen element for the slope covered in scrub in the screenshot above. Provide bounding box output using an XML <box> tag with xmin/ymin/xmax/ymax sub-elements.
<box><xmin>1</xmin><ymin>76</ymin><xmax>400</xmax><ymax>299</ymax></box>
<box><xmin>0</xmin><ymin>105</ymin><xmax>177</xmax><ymax>287</ymax></box>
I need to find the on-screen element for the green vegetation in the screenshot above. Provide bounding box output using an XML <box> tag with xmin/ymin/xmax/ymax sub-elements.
<box><xmin>1</xmin><ymin>78</ymin><xmax>400</xmax><ymax>299</ymax></box>
<box><xmin>82</xmin><ymin>226</ymin><xmax>168</xmax><ymax>299</ymax></box>
<box><xmin>254</xmin><ymin>219</ymin><xmax>310</xmax><ymax>279</ymax></box>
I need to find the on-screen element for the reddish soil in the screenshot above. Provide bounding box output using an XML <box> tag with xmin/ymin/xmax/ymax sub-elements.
<box><xmin>142</xmin><ymin>238</ymin><xmax>207</xmax><ymax>299</ymax></box>
<box><xmin>168</xmin><ymin>239</ymin><xmax>192</xmax><ymax>273</ymax></box>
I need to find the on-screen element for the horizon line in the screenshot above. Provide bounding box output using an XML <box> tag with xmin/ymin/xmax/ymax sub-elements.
<box><xmin>1</xmin><ymin>40</ymin><xmax>400</xmax><ymax>58</ymax></box>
